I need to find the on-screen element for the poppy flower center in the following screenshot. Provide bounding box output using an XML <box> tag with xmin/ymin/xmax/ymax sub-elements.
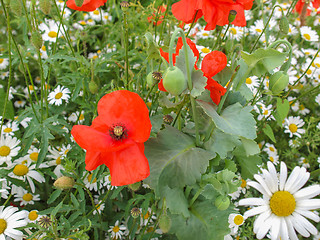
<box><xmin>0</xmin><ymin>219</ymin><xmax>7</xmax><ymax>234</ymax></box>
<box><xmin>28</xmin><ymin>210</ymin><xmax>38</xmax><ymax>221</ymax></box>
<box><xmin>13</xmin><ymin>164</ymin><xmax>29</xmax><ymax>176</ymax></box>
<box><xmin>109</xmin><ymin>124</ymin><xmax>128</xmax><ymax>140</ymax></box>
<box><xmin>0</xmin><ymin>146</ymin><xmax>10</xmax><ymax>157</ymax></box>
<box><xmin>23</xmin><ymin>193</ymin><xmax>33</xmax><ymax>201</ymax></box>
<box><xmin>269</xmin><ymin>191</ymin><xmax>296</xmax><ymax>216</ymax></box>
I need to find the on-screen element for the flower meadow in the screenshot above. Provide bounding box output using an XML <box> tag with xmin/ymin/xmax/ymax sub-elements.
<box><xmin>0</xmin><ymin>0</ymin><xmax>320</xmax><ymax>239</ymax></box>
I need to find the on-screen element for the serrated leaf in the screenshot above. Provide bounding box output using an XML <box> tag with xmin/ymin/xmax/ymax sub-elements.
<box><xmin>204</xmin><ymin>129</ymin><xmax>241</xmax><ymax>158</ymax></box>
<box><xmin>240</xmin><ymin>137</ymin><xmax>260</xmax><ymax>156</ymax></box>
<box><xmin>233</xmin><ymin>145</ymin><xmax>262</xmax><ymax>179</ymax></box>
<box><xmin>145</xmin><ymin>32</ymin><xmax>160</xmax><ymax>60</ymax></box>
<box><xmin>241</xmin><ymin>48</ymin><xmax>287</xmax><ymax>77</ymax></box>
<box><xmin>162</xmin><ymin>186</ymin><xmax>190</xmax><ymax>218</ymax></box>
<box><xmin>191</xmin><ymin>69</ymin><xmax>207</xmax><ymax>97</ymax></box>
<box><xmin>198</xmin><ymin>101</ymin><xmax>256</xmax><ymax>140</ymax></box>
<box><xmin>144</xmin><ymin>126</ymin><xmax>215</xmax><ymax>195</ymax></box>
<box><xmin>263</xmin><ymin>124</ymin><xmax>276</xmax><ymax>143</ymax></box>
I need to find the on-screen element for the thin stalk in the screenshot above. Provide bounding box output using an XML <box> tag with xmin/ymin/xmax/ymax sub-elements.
<box><xmin>123</xmin><ymin>8</ymin><xmax>129</xmax><ymax>89</ymax></box>
<box><xmin>286</xmin><ymin>0</ymin><xmax>299</xmax><ymax>17</ymax></box>
<box><xmin>185</xmin><ymin>10</ymin><xmax>199</xmax><ymax>37</ymax></box>
<box><xmin>189</xmin><ymin>187</ymin><xmax>202</xmax><ymax>207</ymax></box>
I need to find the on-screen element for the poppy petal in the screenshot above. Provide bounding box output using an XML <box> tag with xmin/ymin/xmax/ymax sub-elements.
<box><xmin>201</xmin><ymin>51</ymin><xmax>227</xmax><ymax>78</ymax></box>
<box><xmin>104</xmin><ymin>143</ymin><xmax>150</xmax><ymax>186</ymax></box>
<box><xmin>67</xmin><ymin>0</ymin><xmax>108</xmax><ymax>12</ymax></box>
<box><xmin>85</xmin><ymin>151</ymin><xmax>105</xmax><ymax>171</ymax></box>
<box><xmin>205</xmin><ymin>78</ymin><xmax>227</xmax><ymax>105</ymax></box>
<box><xmin>172</xmin><ymin>0</ymin><xmax>203</xmax><ymax>24</ymax></box>
<box><xmin>97</xmin><ymin>90</ymin><xmax>151</xmax><ymax>143</ymax></box>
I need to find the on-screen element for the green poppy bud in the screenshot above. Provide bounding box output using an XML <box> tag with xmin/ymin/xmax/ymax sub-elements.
<box><xmin>89</xmin><ymin>80</ymin><xmax>99</xmax><ymax>94</ymax></box>
<box><xmin>39</xmin><ymin>0</ymin><xmax>51</xmax><ymax>15</ymax></box>
<box><xmin>279</xmin><ymin>15</ymin><xmax>289</xmax><ymax>35</ymax></box>
<box><xmin>163</xmin><ymin>66</ymin><xmax>187</xmax><ymax>96</ymax></box>
<box><xmin>228</xmin><ymin>10</ymin><xmax>237</xmax><ymax>23</ymax></box>
<box><xmin>269</xmin><ymin>71</ymin><xmax>289</xmax><ymax>95</ymax></box>
<box><xmin>75</xmin><ymin>0</ymin><xmax>84</xmax><ymax>7</ymax></box>
<box><xmin>31</xmin><ymin>31</ymin><xmax>43</xmax><ymax>49</ymax></box>
<box><xmin>159</xmin><ymin>214</ymin><xmax>171</xmax><ymax>233</ymax></box>
<box><xmin>54</xmin><ymin>176</ymin><xmax>75</xmax><ymax>190</ymax></box>
<box><xmin>215</xmin><ymin>195</ymin><xmax>230</xmax><ymax>211</ymax></box>
<box><xmin>128</xmin><ymin>181</ymin><xmax>141</xmax><ymax>191</ymax></box>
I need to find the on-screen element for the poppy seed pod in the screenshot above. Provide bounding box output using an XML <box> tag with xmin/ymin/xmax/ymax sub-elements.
<box><xmin>269</xmin><ymin>71</ymin><xmax>289</xmax><ymax>95</ymax></box>
<box><xmin>89</xmin><ymin>80</ymin><xmax>99</xmax><ymax>94</ymax></box>
<box><xmin>54</xmin><ymin>176</ymin><xmax>75</xmax><ymax>190</ymax></box>
<box><xmin>228</xmin><ymin>10</ymin><xmax>237</xmax><ymax>23</ymax></box>
<box><xmin>215</xmin><ymin>195</ymin><xmax>230</xmax><ymax>210</ymax></box>
<box><xmin>279</xmin><ymin>15</ymin><xmax>289</xmax><ymax>35</ymax></box>
<box><xmin>163</xmin><ymin>66</ymin><xmax>187</xmax><ymax>96</ymax></box>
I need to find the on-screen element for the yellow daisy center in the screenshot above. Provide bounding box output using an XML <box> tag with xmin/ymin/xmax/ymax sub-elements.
<box><xmin>87</xmin><ymin>173</ymin><xmax>97</xmax><ymax>183</ymax></box>
<box><xmin>269</xmin><ymin>156</ymin><xmax>274</xmax><ymax>162</ymax></box>
<box><xmin>0</xmin><ymin>219</ymin><xmax>7</xmax><ymax>234</ymax></box>
<box><xmin>93</xmin><ymin>10</ymin><xmax>99</xmax><ymax>15</ymax></box>
<box><xmin>80</xmin><ymin>21</ymin><xmax>86</xmax><ymax>25</ymax></box>
<box><xmin>256</xmin><ymin>29</ymin><xmax>262</xmax><ymax>33</ymax></box>
<box><xmin>229</xmin><ymin>28</ymin><xmax>237</xmax><ymax>35</ymax></box>
<box><xmin>202</xmin><ymin>33</ymin><xmax>209</xmax><ymax>36</ymax></box>
<box><xmin>263</xmin><ymin>110</ymin><xmax>269</xmax><ymax>115</ymax></box>
<box><xmin>28</xmin><ymin>210</ymin><xmax>38</xmax><ymax>221</ymax></box>
<box><xmin>299</xmin><ymin>104</ymin><xmax>305</xmax><ymax>110</ymax></box>
<box><xmin>113</xmin><ymin>225</ymin><xmax>120</xmax><ymax>232</ymax></box>
<box><xmin>3</xmin><ymin>127</ymin><xmax>12</xmax><ymax>133</ymax></box>
<box><xmin>13</xmin><ymin>164</ymin><xmax>29</xmax><ymax>176</ymax></box>
<box><xmin>92</xmin><ymin>55</ymin><xmax>98</xmax><ymax>60</ymax></box>
<box><xmin>306</xmin><ymin>69</ymin><xmax>312</xmax><ymax>75</ymax></box>
<box><xmin>29</xmin><ymin>85</ymin><xmax>34</xmax><ymax>91</ymax></box>
<box><xmin>48</xmin><ymin>31</ymin><xmax>58</xmax><ymax>38</ymax></box>
<box><xmin>0</xmin><ymin>59</ymin><xmax>3</xmax><ymax>64</ymax></box>
<box><xmin>29</xmin><ymin>152</ymin><xmax>38</xmax><ymax>161</ymax></box>
<box><xmin>55</xmin><ymin>92</ymin><xmax>63</xmax><ymax>99</ymax></box>
<box><xmin>269</xmin><ymin>146</ymin><xmax>275</xmax><ymax>152</ymax></box>
<box><xmin>303</xmin><ymin>33</ymin><xmax>311</xmax><ymax>41</ymax></box>
<box><xmin>269</xmin><ymin>191</ymin><xmax>296</xmax><ymax>216</ymax></box>
<box><xmin>289</xmin><ymin>124</ymin><xmax>298</xmax><ymax>133</ymax></box>
<box><xmin>56</xmin><ymin>156</ymin><xmax>61</xmax><ymax>165</ymax></box>
<box><xmin>240</xmin><ymin>179</ymin><xmax>247</xmax><ymax>188</ymax></box>
<box><xmin>233</xmin><ymin>215</ymin><xmax>244</xmax><ymax>225</ymax></box>
<box><xmin>201</xmin><ymin>48</ymin><xmax>210</xmax><ymax>53</ymax></box>
<box><xmin>23</xmin><ymin>193</ymin><xmax>33</xmax><ymax>201</ymax></box>
<box><xmin>143</xmin><ymin>211</ymin><xmax>150</xmax><ymax>219</ymax></box>
<box><xmin>246</xmin><ymin>78</ymin><xmax>252</xmax><ymax>84</ymax></box>
<box><xmin>79</xmin><ymin>114</ymin><xmax>84</xmax><ymax>121</ymax></box>
<box><xmin>41</xmin><ymin>45</ymin><xmax>46</xmax><ymax>51</ymax></box>
<box><xmin>0</xmin><ymin>146</ymin><xmax>11</xmax><ymax>157</ymax></box>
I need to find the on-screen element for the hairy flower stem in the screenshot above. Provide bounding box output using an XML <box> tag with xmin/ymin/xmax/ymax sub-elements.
<box><xmin>286</xmin><ymin>0</ymin><xmax>299</xmax><ymax>16</ymax></box>
<box><xmin>168</xmin><ymin>28</ymin><xmax>200</xmax><ymax>146</ymax></box>
<box><xmin>185</xmin><ymin>10</ymin><xmax>199</xmax><ymax>38</ymax></box>
<box><xmin>123</xmin><ymin>8</ymin><xmax>130</xmax><ymax>90</ymax></box>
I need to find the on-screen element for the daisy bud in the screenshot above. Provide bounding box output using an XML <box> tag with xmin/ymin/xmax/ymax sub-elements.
<box><xmin>54</xmin><ymin>176</ymin><xmax>75</xmax><ymax>190</ymax></box>
<box><xmin>10</xmin><ymin>0</ymin><xmax>22</xmax><ymax>16</ymax></box>
<box><xmin>163</xmin><ymin>66</ymin><xmax>187</xmax><ymax>96</ymax></box>
<box><xmin>269</xmin><ymin>71</ymin><xmax>289</xmax><ymax>95</ymax></box>
<box><xmin>74</xmin><ymin>0</ymin><xmax>84</xmax><ymax>7</ymax></box>
<box><xmin>159</xmin><ymin>214</ymin><xmax>171</xmax><ymax>233</ymax></box>
<box><xmin>228</xmin><ymin>10</ymin><xmax>237</xmax><ymax>23</ymax></box>
<box><xmin>279</xmin><ymin>15</ymin><xmax>289</xmax><ymax>35</ymax></box>
<box><xmin>215</xmin><ymin>195</ymin><xmax>230</xmax><ymax>211</ymax></box>
<box><xmin>89</xmin><ymin>80</ymin><xmax>99</xmax><ymax>94</ymax></box>
<box><xmin>39</xmin><ymin>0</ymin><xmax>51</xmax><ymax>15</ymax></box>
<box><xmin>31</xmin><ymin>31</ymin><xmax>43</xmax><ymax>49</ymax></box>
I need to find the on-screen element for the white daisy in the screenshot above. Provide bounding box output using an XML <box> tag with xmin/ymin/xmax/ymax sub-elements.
<box><xmin>284</xmin><ymin>116</ymin><xmax>306</xmax><ymax>138</ymax></box>
<box><xmin>298</xmin><ymin>104</ymin><xmax>310</xmax><ymax>116</ymax></box>
<box><xmin>289</xmin><ymin>139</ymin><xmax>300</xmax><ymax>148</ymax></box>
<box><xmin>103</xmin><ymin>174</ymin><xmax>117</xmax><ymax>190</ymax></box>
<box><xmin>14</xmin><ymin>100</ymin><xmax>26</xmax><ymax>108</ymax></box>
<box><xmin>239</xmin><ymin>161</ymin><xmax>320</xmax><ymax>240</ymax></box>
<box><xmin>108</xmin><ymin>220</ymin><xmax>127</xmax><ymax>239</ymax></box>
<box><xmin>0</xmin><ymin>135</ymin><xmax>21</xmax><ymax>164</ymax></box>
<box><xmin>0</xmin><ymin>58</ymin><xmax>9</xmax><ymax>70</ymax></box>
<box><xmin>298</xmin><ymin>157</ymin><xmax>310</xmax><ymax>169</ymax></box>
<box><xmin>89</xmin><ymin>9</ymin><xmax>104</xmax><ymax>21</ymax></box>
<box><xmin>26</xmin><ymin>210</ymin><xmax>41</xmax><ymax>223</ymax></box>
<box><xmin>1</xmin><ymin>121</ymin><xmax>19</xmax><ymax>136</ymax></box>
<box><xmin>0</xmin><ymin>179</ymin><xmax>9</xmax><ymax>199</ymax></box>
<box><xmin>83</xmin><ymin>172</ymin><xmax>99</xmax><ymax>191</ymax></box>
<box><xmin>48</xmin><ymin>85</ymin><xmax>71</xmax><ymax>106</ymax></box>
<box><xmin>300</xmin><ymin>26</ymin><xmax>319</xmax><ymax>42</ymax></box>
<box><xmin>47</xmin><ymin>146</ymin><xmax>64</xmax><ymax>178</ymax></box>
<box><xmin>227</xmin><ymin>26</ymin><xmax>244</xmax><ymax>41</ymax></box>
<box><xmin>0</xmin><ymin>206</ymin><xmax>27</xmax><ymax>240</ymax></box>
<box><xmin>14</xmin><ymin>188</ymin><xmax>40</xmax><ymax>206</ymax></box>
<box><xmin>0</xmin><ymin>71</ymin><xmax>9</xmax><ymax>80</ymax></box>
<box><xmin>315</xmin><ymin>93</ymin><xmax>320</xmax><ymax>105</ymax></box>
<box><xmin>140</xmin><ymin>207</ymin><xmax>157</xmax><ymax>226</ymax></box>
<box><xmin>39</xmin><ymin>19</ymin><xmax>61</xmax><ymax>43</ymax></box>
<box><xmin>228</xmin><ymin>213</ymin><xmax>245</xmax><ymax>235</ymax></box>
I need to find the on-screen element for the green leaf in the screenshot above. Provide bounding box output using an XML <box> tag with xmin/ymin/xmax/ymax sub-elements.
<box><xmin>145</xmin><ymin>32</ymin><xmax>160</xmax><ymax>60</ymax></box>
<box><xmin>213</xmin><ymin>66</ymin><xmax>233</xmax><ymax>87</ymax></box>
<box><xmin>232</xmin><ymin>59</ymin><xmax>249</xmax><ymax>90</ymax></box>
<box><xmin>0</xmin><ymin>88</ymin><xmax>14</xmax><ymax>120</ymax></box>
<box><xmin>36</xmin><ymin>125</ymin><xmax>54</xmax><ymax>168</ymax></box>
<box><xmin>204</xmin><ymin>129</ymin><xmax>241</xmax><ymax>158</ymax></box>
<box><xmin>191</xmin><ymin>69</ymin><xmax>207</xmax><ymax>98</ymax></box>
<box><xmin>47</xmin><ymin>189</ymin><xmax>62</xmax><ymax>204</ymax></box>
<box><xmin>274</xmin><ymin>98</ymin><xmax>290</xmax><ymax>126</ymax></box>
<box><xmin>70</xmin><ymin>193</ymin><xmax>80</xmax><ymax>208</ymax></box>
<box><xmin>233</xmin><ymin>145</ymin><xmax>262</xmax><ymax>179</ymax></box>
<box><xmin>198</xmin><ymin>101</ymin><xmax>257</xmax><ymax>140</ymax></box>
<box><xmin>162</xmin><ymin>186</ymin><xmax>190</xmax><ymax>218</ymax></box>
<box><xmin>144</xmin><ymin>126</ymin><xmax>215</xmax><ymax>195</ymax></box>
<box><xmin>263</xmin><ymin>124</ymin><xmax>276</xmax><ymax>143</ymax></box>
<box><xmin>51</xmin><ymin>201</ymin><xmax>63</xmax><ymax>217</ymax></box>
<box><xmin>240</xmin><ymin>137</ymin><xmax>260</xmax><ymax>156</ymax></box>
<box><xmin>241</xmin><ymin>48</ymin><xmax>287</xmax><ymax>77</ymax></box>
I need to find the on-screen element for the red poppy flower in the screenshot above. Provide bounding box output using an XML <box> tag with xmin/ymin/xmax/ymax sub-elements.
<box><xmin>67</xmin><ymin>0</ymin><xmax>108</xmax><ymax>12</ymax></box>
<box><xmin>71</xmin><ymin>90</ymin><xmax>152</xmax><ymax>186</ymax></box>
<box><xmin>201</xmin><ymin>51</ymin><xmax>228</xmax><ymax>105</ymax></box>
<box><xmin>147</xmin><ymin>5</ymin><xmax>167</xmax><ymax>26</ymax></box>
<box><xmin>295</xmin><ymin>0</ymin><xmax>320</xmax><ymax>16</ymax></box>
<box><xmin>171</xmin><ymin>0</ymin><xmax>254</xmax><ymax>30</ymax></box>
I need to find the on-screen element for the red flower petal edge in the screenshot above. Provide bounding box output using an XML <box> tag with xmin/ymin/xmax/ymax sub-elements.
<box><xmin>67</xmin><ymin>0</ymin><xmax>108</xmax><ymax>12</ymax></box>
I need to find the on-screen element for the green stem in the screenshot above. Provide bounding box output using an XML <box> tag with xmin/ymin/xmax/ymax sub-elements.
<box><xmin>221</xmin><ymin>24</ymin><xmax>230</xmax><ymax>43</ymax></box>
<box><xmin>185</xmin><ymin>10</ymin><xmax>199</xmax><ymax>38</ymax></box>
<box><xmin>286</xmin><ymin>0</ymin><xmax>299</xmax><ymax>17</ymax></box>
<box><xmin>123</xmin><ymin>8</ymin><xmax>129</xmax><ymax>89</ymax></box>
<box><xmin>189</xmin><ymin>187</ymin><xmax>202</xmax><ymax>207</ymax></box>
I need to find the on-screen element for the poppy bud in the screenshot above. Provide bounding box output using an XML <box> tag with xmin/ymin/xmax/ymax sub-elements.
<box><xmin>159</xmin><ymin>214</ymin><xmax>171</xmax><ymax>233</ymax></box>
<box><xmin>163</xmin><ymin>66</ymin><xmax>187</xmax><ymax>96</ymax></box>
<box><xmin>39</xmin><ymin>0</ymin><xmax>51</xmax><ymax>15</ymax></box>
<box><xmin>228</xmin><ymin>10</ymin><xmax>237</xmax><ymax>23</ymax></box>
<box><xmin>31</xmin><ymin>31</ymin><xmax>43</xmax><ymax>49</ymax></box>
<box><xmin>269</xmin><ymin>71</ymin><xmax>289</xmax><ymax>95</ymax></box>
<box><xmin>215</xmin><ymin>195</ymin><xmax>230</xmax><ymax>210</ymax></box>
<box><xmin>74</xmin><ymin>0</ymin><xmax>84</xmax><ymax>7</ymax></box>
<box><xmin>279</xmin><ymin>15</ymin><xmax>289</xmax><ymax>35</ymax></box>
<box><xmin>89</xmin><ymin>80</ymin><xmax>99</xmax><ymax>94</ymax></box>
<box><xmin>54</xmin><ymin>176</ymin><xmax>75</xmax><ymax>190</ymax></box>
<box><xmin>128</xmin><ymin>181</ymin><xmax>141</xmax><ymax>191</ymax></box>
<box><xmin>10</xmin><ymin>0</ymin><xmax>22</xmax><ymax>16</ymax></box>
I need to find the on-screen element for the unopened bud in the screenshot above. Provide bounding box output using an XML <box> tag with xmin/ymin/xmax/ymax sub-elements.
<box><xmin>130</xmin><ymin>207</ymin><xmax>141</xmax><ymax>218</ymax></box>
<box><xmin>269</xmin><ymin>71</ymin><xmax>289</xmax><ymax>95</ymax></box>
<box><xmin>163</xmin><ymin>114</ymin><xmax>173</xmax><ymax>124</ymax></box>
<box><xmin>120</xmin><ymin>1</ymin><xmax>130</xmax><ymax>8</ymax></box>
<box><xmin>54</xmin><ymin>176</ymin><xmax>75</xmax><ymax>190</ymax></box>
<box><xmin>75</xmin><ymin>0</ymin><xmax>84</xmax><ymax>7</ymax></box>
<box><xmin>228</xmin><ymin>10</ymin><xmax>237</xmax><ymax>23</ymax></box>
<box><xmin>215</xmin><ymin>195</ymin><xmax>230</xmax><ymax>211</ymax></box>
<box><xmin>159</xmin><ymin>214</ymin><xmax>171</xmax><ymax>233</ymax></box>
<box><xmin>128</xmin><ymin>181</ymin><xmax>141</xmax><ymax>191</ymax></box>
<box><xmin>279</xmin><ymin>15</ymin><xmax>289</xmax><ymax>35</ymax></box>
<box><xmin>31</xmin><ymin>31</ymin><xmax>43</xmax><ymax>49</ymax></box>
<box><xmin>89</xmin><ymin>80</ymin><xmax>99</xmax><ymax>94</ymax></box>
<box><xmin>39</xmin><ymin>0</ymin><xmax>51</xmax><ymax>15</ymax></box>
